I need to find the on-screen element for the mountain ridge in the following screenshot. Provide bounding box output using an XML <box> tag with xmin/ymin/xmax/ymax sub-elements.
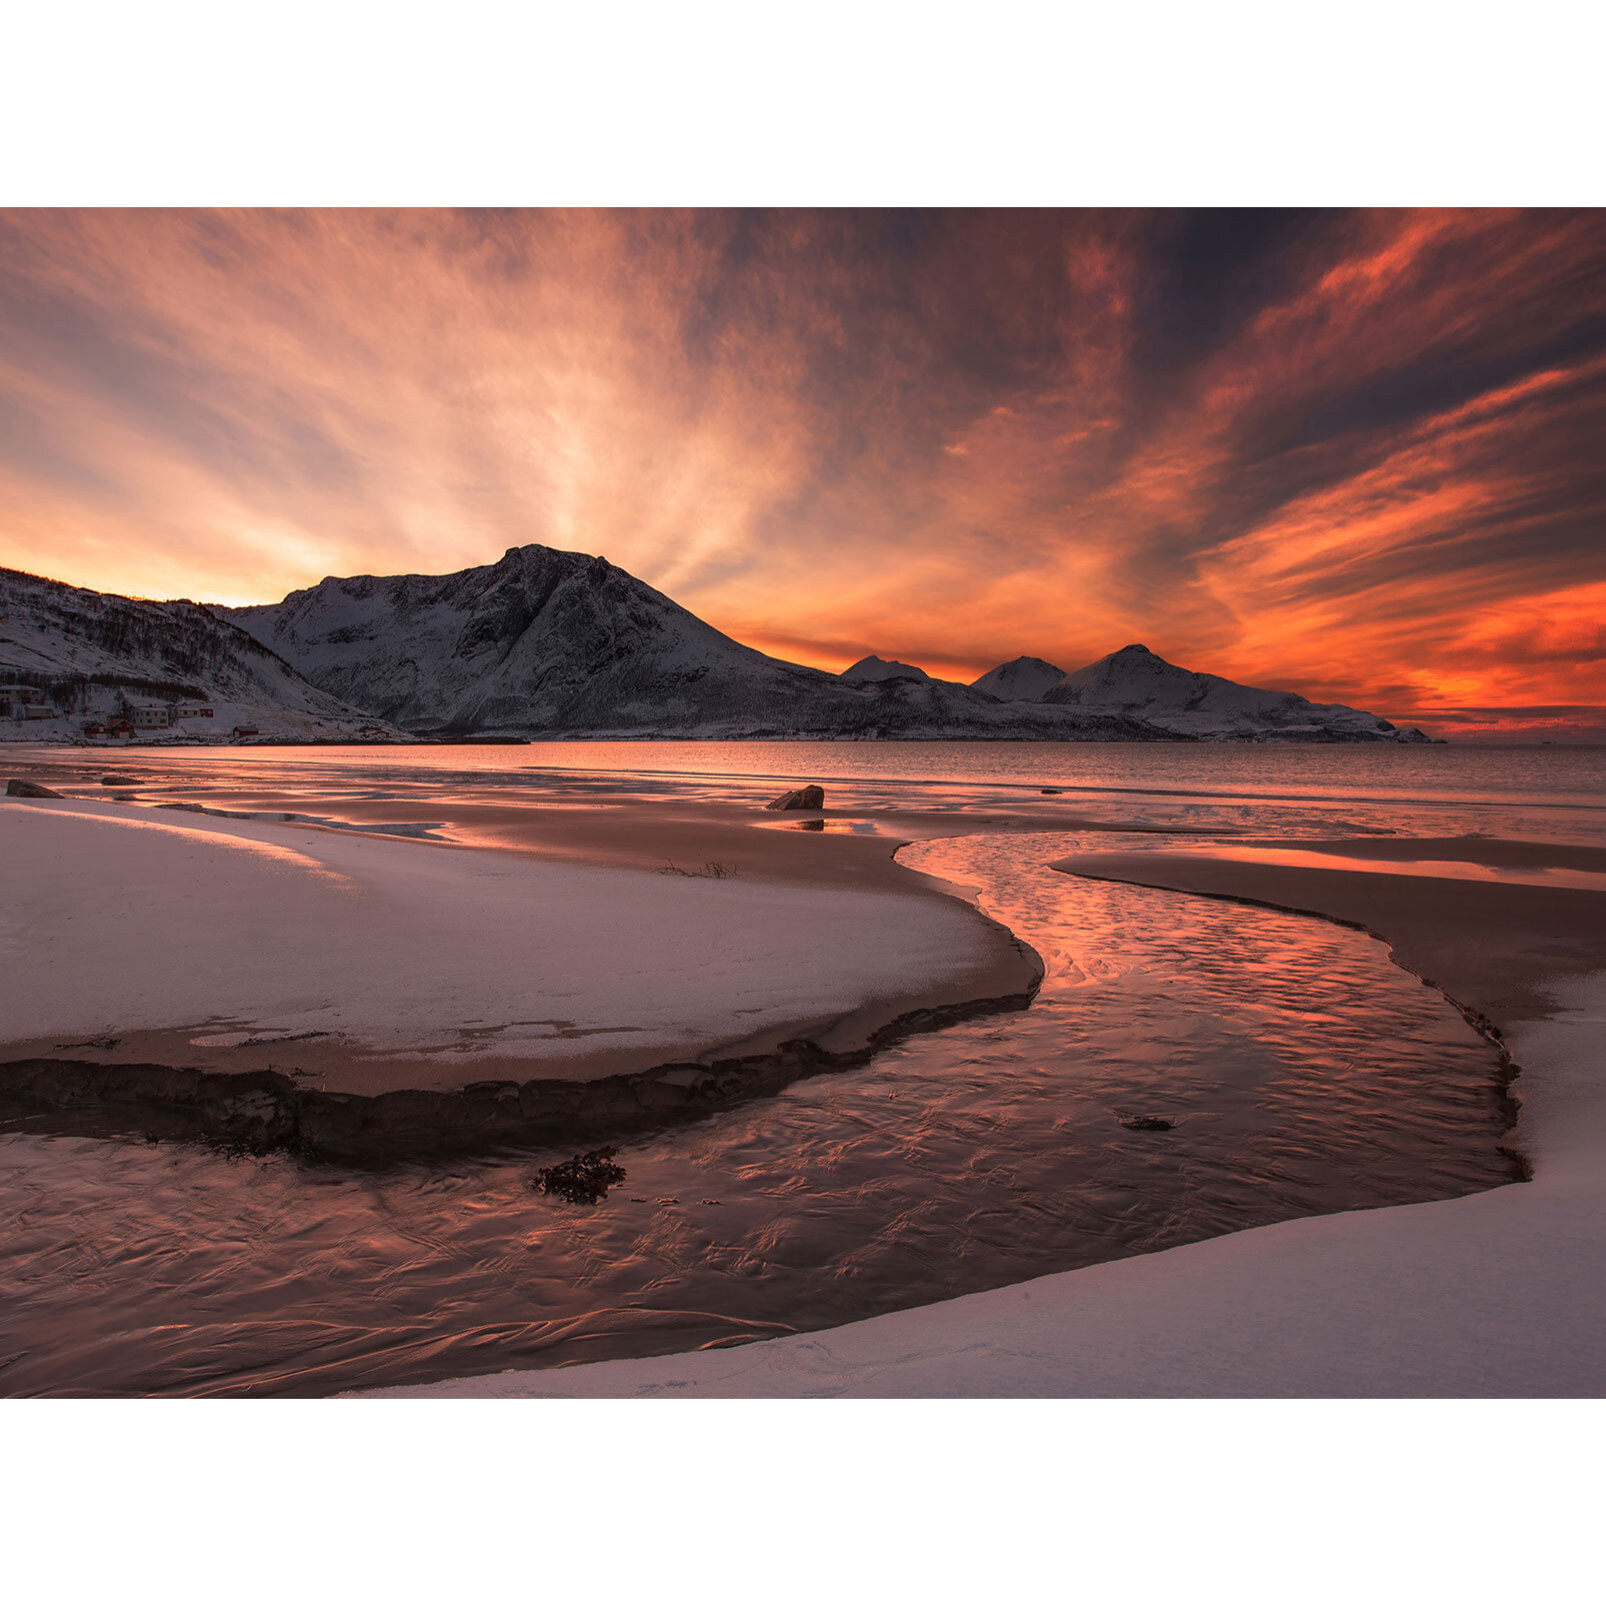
<box><xmin>217</xmin><ymin>544</ymin><xmax>1174</xmax><ymax>741</ymax></box>
<box><xmin>8</xmin><ymin>545</ymin><xmax>1430</xmax><ymax>742</ymax></box>
<box><xmin>1034</xmin><ymin>642</ymin><xmax>1429</xmax><ymax>741</ymax></box>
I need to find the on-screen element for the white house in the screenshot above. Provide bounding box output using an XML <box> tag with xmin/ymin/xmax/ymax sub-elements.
<box><xmin>123</xmin><ymin>699</ymin><xmax>172</xmax><ymax>729</ymax></box>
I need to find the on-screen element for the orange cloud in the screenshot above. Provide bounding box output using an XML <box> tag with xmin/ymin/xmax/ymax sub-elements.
<box><xmin>0</xmin><ymin>208</ymin><xmax>1601</xmax><ymax>734</ymax></box>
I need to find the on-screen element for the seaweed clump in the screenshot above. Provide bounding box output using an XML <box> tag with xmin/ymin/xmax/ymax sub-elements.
<box><xmin>533</xmin><ymin>1146</ymin><xmax>627</xmax><ymax>1204</ymax></box>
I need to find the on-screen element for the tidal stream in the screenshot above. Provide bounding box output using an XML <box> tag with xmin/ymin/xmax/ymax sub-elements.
<box><xmin>0</xmin><ymin>829</ymin><xmax>1517</xmax><ymax>1396</ymax></box>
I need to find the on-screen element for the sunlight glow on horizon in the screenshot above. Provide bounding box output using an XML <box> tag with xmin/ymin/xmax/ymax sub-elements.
<box><xmin>2</xmin><ymin>208</ymin><xmax>1602</xmax><ymax>737</ymax></box>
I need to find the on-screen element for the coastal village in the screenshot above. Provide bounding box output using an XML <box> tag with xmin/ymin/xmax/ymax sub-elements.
<box><xmin>0</xmin><ymin>683</ymin><xmax>255</xmax><ymax>742</ymax></box>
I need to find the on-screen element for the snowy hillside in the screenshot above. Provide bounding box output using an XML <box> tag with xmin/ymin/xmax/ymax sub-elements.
<box><xmin>219</xmin><ymin>545</ymin><xmax>1169</xmax><ymax>741</ymax></box>
<box><xmin>0</xmin><ymin>566</ymin><xmax>396</xmax><ymax>743</ymax></box>
<box><xmin>965</xmin><ymin>643</ymin><xmax>1430</xmax><ymax>742</ymax></box>
<box><xmin>1040</xmin><ymin>644</ymin><xmax>1430</xmax><ymax>742</ymax></box>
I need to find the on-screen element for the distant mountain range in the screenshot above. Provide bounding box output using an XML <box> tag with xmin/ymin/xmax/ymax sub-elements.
<box><xmin>3</xmin><ymin>546</ymin><xmax>1432</xmax><ymax>742</ymax></box>
<box><xmin>976</xmin><ymin>644</ymin><xmax>1431</xmax><ymax>742</ymax></box>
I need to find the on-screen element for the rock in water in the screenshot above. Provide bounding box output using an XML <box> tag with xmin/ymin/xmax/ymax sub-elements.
<box><xmin>765</xmin><ymin>784</ymin><xmax>825</xmax><ymax>811</ymax></box>
<box><xmin>100</xmin><ymin>774</ymin><xmax>137</xmax><ymax>785</ymax></box>
<box><xmin>6</xmin><ymin>779</ymin><xmax>62</xmax><ymax>797</ymax></box>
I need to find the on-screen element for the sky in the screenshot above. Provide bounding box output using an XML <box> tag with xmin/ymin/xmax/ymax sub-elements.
<box><xmin>1</xmin><ymin>208</ymin><xmax>1602</xmax><ymax>739</ymax></box>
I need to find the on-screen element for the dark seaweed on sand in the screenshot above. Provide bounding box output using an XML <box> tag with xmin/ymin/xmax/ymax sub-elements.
<box><xmin>533</xmin><ymin>1147</ymin><xmax>627</xmax><ymax>1204</ymax></box>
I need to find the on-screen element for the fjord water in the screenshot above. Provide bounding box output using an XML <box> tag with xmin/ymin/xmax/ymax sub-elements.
<box><xmin>27</xmin><ymin>737</ymin><xmax>1605</xmax><ymax>840</ymax></box>
<box><xmin>2</xmin><ymin>742</ymin><xmax>1591</xmax><ymax>1395</ymax></box>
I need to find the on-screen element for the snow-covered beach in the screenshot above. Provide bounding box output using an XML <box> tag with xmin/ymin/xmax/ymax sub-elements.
<box><xmin>0</xmin><ymin>791</ymin><xmax>1032</xmax><ymax>1142</ymax></box>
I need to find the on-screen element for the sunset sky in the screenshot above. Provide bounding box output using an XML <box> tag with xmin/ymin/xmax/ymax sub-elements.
<box><xmin>2</xmin><ymin>208</ymin><xmax>1602</xmax><ymax>738</ymax></box>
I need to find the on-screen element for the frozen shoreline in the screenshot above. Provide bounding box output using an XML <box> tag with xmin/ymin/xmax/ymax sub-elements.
<box><xmin>362</xmin><ymin>849</ymin><xmax>1606</xmax><ymax>1398</ymax></box>
<box><xmin>0</xmin><ymin>796</ymin><xmax>1038</xmax><ymax>1153</ymax></box>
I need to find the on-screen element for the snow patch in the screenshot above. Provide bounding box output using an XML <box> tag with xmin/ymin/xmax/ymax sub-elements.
<box><xmin>2</xmin><ymin>797</ymin><xmax>1001</xmax><ymax>1086</ymax></box>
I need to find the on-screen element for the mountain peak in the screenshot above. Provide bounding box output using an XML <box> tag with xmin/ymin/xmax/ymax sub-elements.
<box><xmin>970</xmin><ymin>655</ymin><xmax>1068</xmax><ymax>702</ymax></box>
<box><xmin>840</xmin><ymin>655</ymin><xmax>932</xmax><ymax>684</ymax></box>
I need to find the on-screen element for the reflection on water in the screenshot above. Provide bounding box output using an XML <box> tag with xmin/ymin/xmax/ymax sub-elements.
<box><xmin>1162</xmin><ymin>840</ymin><xmax>1606</xmax><ymax>892</ymax></box>
<box><xmin>756</xmin><ymin>818</ymin><xmax>886</xmax><ymax>834</ymax></box>
<box><xmin>0</xmin><ymin>832</ymin><xmax>1516</xmax><ymax>1397</ymax></box>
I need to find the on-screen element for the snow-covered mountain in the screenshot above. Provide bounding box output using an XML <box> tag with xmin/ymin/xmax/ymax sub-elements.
<box><xmin>218</xmin><ymin>545</ymin><xmax>1167</xmax><ymax>741</ymax></box>
<box><xmin>0</xmin><ymin>566</ymin><xmax>395</xmax><ymax>742</ymax></box>
<box><xmin>970</xmin><ymin>656</ymin><xmax>1069</xmax><ymax>702</ymax></box>
<box><xmin>840</xmin><ymin>655</ymin><xmax>932</xmax><ymax>684</ymax></box>
<box><xmin>8</xmin><ymin>554</ymin><xmax>1431</xmax><ymax>745</ymax></box>
<box><xmin>971</xmin><ymin>642</ymin><xmax>1430</xmax><ymax>742</ymax></box>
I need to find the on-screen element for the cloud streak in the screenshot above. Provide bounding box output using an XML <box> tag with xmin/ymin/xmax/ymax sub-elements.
<box><xmin>1</xmin><ymin>208</ymin><xmax>1601</xmax><ymax>735</ymax></box>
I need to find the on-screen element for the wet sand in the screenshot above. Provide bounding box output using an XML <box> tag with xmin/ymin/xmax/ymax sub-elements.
<box><xmin>1051</xmin><ymin>841</ymin><xmax>1606</xmax><ymax>1028</ymax></box>
<box><xmin>1237</xmin><ymin>835</ymin><xmax>1606</xmax><ymax>874</ymax></box>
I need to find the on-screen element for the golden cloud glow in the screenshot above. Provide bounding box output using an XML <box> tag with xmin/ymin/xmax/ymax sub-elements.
<box><xmin>1</xmin><ymin>208</ymin><xmax>1601</xmax><ymax>735</ymax></box>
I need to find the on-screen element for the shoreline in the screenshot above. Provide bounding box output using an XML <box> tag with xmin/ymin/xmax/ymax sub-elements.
<box><xmin>0</xmin><ymin>793</ymin><xmax>1043</xmax><ymax>1158</ymax></box>
<box><xmin>0</xmin><ymin>976</ymin><xmax>1042</xmax><ymax>1162</ymax></box>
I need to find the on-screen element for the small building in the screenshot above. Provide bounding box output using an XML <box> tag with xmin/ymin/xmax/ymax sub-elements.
<box><xmin>82</xmin><ymin>721</ymin><xmax>108</xmax><ymax>736</ymax></box>
<box><xmin>107</xmin><ymin>718</ymin><xmax>134</xmax><ymax>737</ymax></box>
<box><xmin>123</xmin><ymin>700</ymin><xmax>172</xmax><ymax>729</ymax></box>
<box><xmin>231</xmin><ymin>725</ymin><xmax>260</xmax><ymax>740</ymax></box>
<box><xmin>0</xmin><ymin>683</ymin><xmax>39</xmax><ymax>719</ymax></box>
<box><xmin>21</xmin><ymin>704</ymin><xmax>57</xmax><ymax>720</ymax></box>
<box><xmin>174</xmin><ymin>700</ymin><xmax>215</xmax><ymax>719</ymax></box>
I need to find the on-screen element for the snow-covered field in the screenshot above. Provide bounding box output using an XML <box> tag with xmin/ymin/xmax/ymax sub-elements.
<box><xmin>363</xmin><ymin>971</ymin><xmax>1605</xmax><ymax>1396</ymax></box>
<box><xmin>0</xmin><ymin>797</ymin><xmax>1006</xmax><ymax>1089</ymax></box>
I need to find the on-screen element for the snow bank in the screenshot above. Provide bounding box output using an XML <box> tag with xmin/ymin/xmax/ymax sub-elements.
<box><xmin>362</xmin><ymin>976</ymin><xmax>1605</xmax><ymax>1397</ymax></box>
<box><xmin>0</xmin><ymin>798</ymin><xmax>1004</xmax><ymax>1090</ymax></box>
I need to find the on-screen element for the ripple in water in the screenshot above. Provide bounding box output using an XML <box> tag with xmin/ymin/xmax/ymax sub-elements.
<box><xmin>0</xmin><ymin>832</ymin><xmax>1517</xmax><ymax>1396</ymax></box>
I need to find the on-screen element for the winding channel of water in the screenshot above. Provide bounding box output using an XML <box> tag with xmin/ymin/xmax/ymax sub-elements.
<box><xmin>0</xmin><ymin>827</ymin><xmax>1517</xmax><ymax>1397</ymax></box>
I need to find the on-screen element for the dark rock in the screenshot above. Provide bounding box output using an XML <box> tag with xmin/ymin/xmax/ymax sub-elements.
<box><xmin>1118</xmin><ymin>1114</ymin><xmax>1176</xmax><ymax>1132</ymax></box>
<box><xmin>534</xmin><ymin>1147</ymin><xmax>627</xmax><ymax>1204</ymax></box>
<box><xmin>1041</xmin><ymin>787</ymin><xmax>1064</xmax><ymax>794</ymax></box>
<box><xmin>765</xmin><ymin>784</ymin><xmax>825</xmax><ymax>811</ymax></box>
<box><xmin>5</xmin><ymin>779</ymin><xmax>63</xmax><ymax>797</ymax></box>
<box><xmin>99</xmin><ymin>774</ymin><xmax>137</xmax><ymax>786</ymax></box>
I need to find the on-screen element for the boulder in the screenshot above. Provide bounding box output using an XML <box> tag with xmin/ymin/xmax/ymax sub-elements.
<box><xmin>100</xmin><ymin>774</ymin><xmax>137</xmax><ymax>786</ymax></box>
<box><xmin>5</xmin><ymin>779</ymin><xmax>62</xmax><ymax>798</ymax></box>
<box><xmin>764</xmin><ymin>784</ymin><xmax>825</xmax><ymax>812</ymax></box>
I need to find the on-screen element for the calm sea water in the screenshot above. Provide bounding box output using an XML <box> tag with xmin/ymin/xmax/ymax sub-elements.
<box><xmin>14</xmin><ymin>738</ymin><xmax>1604</xmax><ymax>839</ymax></box>
<box><xmin>2</xmin><ymin>741</ymin><xmax>1587</xmax><ymax>1395</ymax></box>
